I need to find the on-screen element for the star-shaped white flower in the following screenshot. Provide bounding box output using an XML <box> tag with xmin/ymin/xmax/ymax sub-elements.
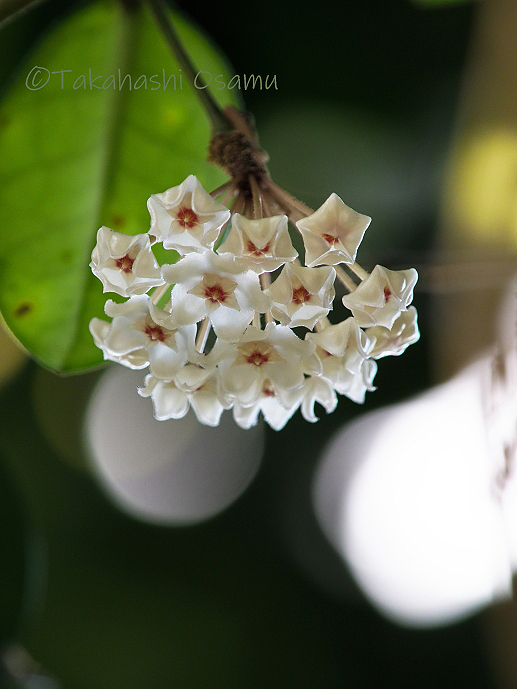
<box><xmin>266</xmin><ymin>263</ymin><xmax>335</xmax><ymax>329</ymax></box>
<box><xmin>307</xmin><ymin>318</ymin><xmax>376</xmax><ymax>403</ymax></box>
<box><xmin>367</xmin><ymin>306</ymin><xmax>420</xmax><ymax>359</ymax></box>
<box><xmin>90</xmin><ymin>226</ymin><xmax>164</xmax><ymax>297</ymax></box>
<box><xmin>89</xmin><ymin>317</ymin><xmax>149</xmax><ymax>369</ymax></box>
<box><xmin>214</xmin><ymin>323</ymin><xmax>318</xmax><ymax>407</ymax></box>
<box><xmin>342</xmin><ymin>265</ymin><xmax>418</xmax><ymax>329</ymax></box>
<box><xmin>162</xmin><ymin>250</ymin><xmax>270</xmax><ymax>342</ymax></box>
<box><xmin>147</xmin><ymin>175</ymin><xmax>230</xmax><ymax>254</ymax></box>
<box><xmin>296</xmin><ymin>193</ymin><xmax>371</xmax><ymax>267</ymax></box>
<box><xmin>89</xmin><ymin>294</ymin><xmax>195</xmax><ymax>379</ymax></box>
<box><xmin>232</xmin><ymin>377</ymin><xmax>302</xmax><ymax>430</ymax></box>
<box><xmin>218</xmin><ymin>213</ymin><xmax>298</xmax><ymax>273</ymax></box>
<box><xmin>139</xmin><ymin>365</ymin><xmax>230</xmax><ymax>426</ymax></box>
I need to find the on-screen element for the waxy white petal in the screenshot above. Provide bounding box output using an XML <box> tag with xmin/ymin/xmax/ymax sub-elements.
<box><xmin>148</xmin><ymin>175</ymin><xmax>230</xmax><ymax>253</ymax></box>
<box><xmin>217</xmin><ymin>324</ymin><xmax>311</xmax><ymax>406</ymax></box>
<box><xmin>164</xmin><ymin>250</ymin><xmax>270</xmax><ymax>341</ymax></box>
<box><xmin>89</xmin><ymin>317</ymin><xmax>149</xmax><ymax>369</ymax></box>
<box><xmin>90</xmin><ymin>226</ymin><xmax>164</xmax><ymax>297</ymax></box>
<box><xmin>367</xmin><ymin>307</ymin><xmax>420</xmax><ymax>359</ymax></box>
<box><xmin>296</xmin><ymin>193</ymin><xmax>371</xmax><ymax>267</ymax></box>
<box><xmin>267</xmin><ymin>263</ymin><xmax>335</xmax><ymax>329</ymax></box>
<box><xmin>342</xmin><ymin>265</ymin><xmax>418</xmax><ymax>329</ymax></box>
<box><xmin>139</xmin><ymin>371</ymin><xmax>227</xmax><ymax>426</ymax></box>
<box><xmin>92</xmin><ymin>295</ymin><xmax>194</xmax><ymax>379</ymax></box>
<box><xmin>219</xmin><ymin>213</ymin><xmax>298</xmax><ymax>273</ymax></box>
<box><xmin>300</xmin><ymin>377</ymin><xmax>337</xmax><ymax>422</ymax></box>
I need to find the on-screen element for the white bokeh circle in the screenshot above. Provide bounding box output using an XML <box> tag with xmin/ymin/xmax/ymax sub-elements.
<box><xmin>313</xmin><ymin>359</ymin><xmax>514</xmax><ymax>627</ymax></box>
<box><xmin>85</xmin><ymin>366</ymin><xmax>264</xmax><ymax>525</ymax></box>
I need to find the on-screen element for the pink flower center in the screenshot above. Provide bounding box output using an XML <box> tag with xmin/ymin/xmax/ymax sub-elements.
<box><xmin>292</xmin><ymin>285</ymin><xmax>311</xmax><ymax>305</ymax></box>
<box><xmin>322</xmin><ymin>233</ymin><xmax>339</xmax><ymax>245</ymax></box>
<box><xmin>115</xmin><ymin>254</ymin><xmax>134</xmax><ymax>273</ymax></box>
<box><xmin>246</xmin><ymin>239</ymin><xmax>270</xmax><ymax>257</ymax></box>
<box><xmin>144</xmin><ymin>324</ymin><xmax>166</xmax><ymax>342</ymax></box>
<box><xmin>383</xmin><ymin>286</ymin><xmax>392</xmax><ymax>303</ymax></box>
<box><xmin>246</xmin><ymin>349</ymin><xmax>270</xmax><ymax>367</ymax></box>
<box><xmin>235</xmin><ymin>341</ymin><xmax>283</xmax><ymax>369</ymax></box>
<box><xmin>204</xmin><ymin>283</ymin><xmax>228</xmax><ymax>304</ymax></box>
<box><xmin>177</xmin><ymin>206</ymin><xmax>198</xmax><ymax>228</ymax></box>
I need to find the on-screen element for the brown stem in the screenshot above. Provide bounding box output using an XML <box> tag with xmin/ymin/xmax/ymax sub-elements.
<box><xmin>249</xmin><ymin>175</ymin><xmax>263</xmax><ymax>219</ymax></box>
<box><xmin>209</xmin><ymin>180</ymin><xmax>233</xmax><ymax>199</ymax></box>
<box><xmin>147</xmin><ymin>0</ymin><xmax>231</xmax><ymax>134</ymax></box>
<box><xmin>266</xmin><ymin>180</ymin><xmax>314</xmax><ymax>218</ymax></box>
<box><xmin>230</xmin><ymin>191</ymin><xmax>246</xmax><ymax>216</ymax></box>
<box><xmin>261</xmin><ymin>190</ymin><xmax>273</xmax><ymax>218</ymax></box>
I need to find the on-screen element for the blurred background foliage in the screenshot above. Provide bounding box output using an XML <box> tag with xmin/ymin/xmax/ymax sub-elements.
<box><xmin>0</xmin><ymin>0</ymin><xmax>508</xmax><ymax>687</ymax></box>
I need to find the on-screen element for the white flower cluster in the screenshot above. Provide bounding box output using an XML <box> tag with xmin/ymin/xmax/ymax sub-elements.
<box><xmin>89</xmin><ymin>175</ymin><xmax>419</xmax><ymax>430</ymax></box>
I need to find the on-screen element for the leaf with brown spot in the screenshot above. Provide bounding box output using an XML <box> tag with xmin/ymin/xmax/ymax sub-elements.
<box><xmin>0</xmin><ymin>0</ymin><xmax>238</xmax><ymax>371</ymax></box>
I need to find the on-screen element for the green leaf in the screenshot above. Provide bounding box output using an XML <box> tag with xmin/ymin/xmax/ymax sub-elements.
<box><xmin>0</xmin><ymin>0</ymin><xmax>237</xmax><ymax>372</ymax></box>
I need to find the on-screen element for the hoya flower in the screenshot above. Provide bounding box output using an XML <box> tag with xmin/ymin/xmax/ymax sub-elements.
<box><xmin>90</xmin><ymin>294</ymin><xmax>195</xmax><ymax>379</ymax></box>
<box><xmin>367</xmin><ymin>306</ymin><xmax>420</xmax><ymax>359</ymax></box>
<box><xmin>162</xmin><ymin>250</ymin><xmax>270</xmax><ymax>342</ymax></box>
<box><xmin>296</xmin><ymin>193</ymin><xmax>371</xmax><ymax>267</ymax></box>
<box><xmin>148</xmin><ymin>175</ymin><xmax>230</xmax><ymax>253</ymax></box>
<box><xmin>342</xmin><ymin>265</ymin><xmax>418</xmax><ymax>329</ymax></box>
<box><xmin>215</xmin><ymin>323</ymin><xmax>318</xmax><ymax>407</ymax></box>
<box><xmin>307</xmin><ymin>317</ymin><xmax>373</xmax><ymax>362</ymax></box>
<box><xmin>139</xmin><ymin>366</ymin><xmax>229</xmax><ymax>426</ymax></box>
<box><xmin>340</xmin><ymin>358</ymin><xmax>378</xmax><ymax>403</ymax></box>
<box><xmin>266</xmin><ymin>263</ymin><xmax>336</xmax><ymax>329</ymax></box>
<box><xmin>297</xmin><ymin>376</ymin><xmax>338</xmax><ymax>422</ymax></box>
<box><xmin>90</xmin><ymin>226</ymin><xmax>164</xmax><ymax>297</ymax></box>
<box><xmin>308</xmin><ymin>318</ymin><xmax>377</xmax><ymax>403</ymax></box>
<box><xmin>89</xmin><ymin>317</ymin><xmax>149</xmax><ymax>370</ymax></box>
<box><xmin>232</xmin><ymin>378</ymin><xmax>302</xmax><ymax>430</ymax></box>
<box><xmin>218</xmin><ymin>213</ymin><xmax>298</xmax><ymax>273</ymax></box>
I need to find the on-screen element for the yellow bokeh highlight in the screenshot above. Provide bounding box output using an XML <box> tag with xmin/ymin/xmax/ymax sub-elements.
<box><xmin>447</xmin><ymin>129</ymin><xmax>517</xmax><ymax>248</ymax></box>
<box><xmin>162</xmin><ymin>107</ymin><xmax>183</xmax><ymax>128</ymax></box>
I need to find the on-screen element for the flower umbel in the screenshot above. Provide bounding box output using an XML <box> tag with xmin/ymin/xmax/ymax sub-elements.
<box><xmin>89</xmin><ymin>108</ymin><xmax>419</xmax><ymax>430</ymax></box>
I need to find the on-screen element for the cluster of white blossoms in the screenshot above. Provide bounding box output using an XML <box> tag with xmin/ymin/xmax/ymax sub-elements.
<box><xmin>89</xmin><ymin>174</ymin><xmax>419</xmax><ymax>430</ymax></box>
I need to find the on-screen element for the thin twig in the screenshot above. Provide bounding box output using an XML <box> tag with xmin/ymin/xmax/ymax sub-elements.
<box><xmin>147</xmin><ymin>0</ymin><xmax>231</xmax><ymax>133</ymax></box>
<box><xmin>261</xmin><ymin>190</ymin><xmax>273</xmax><ymax>218</ymax></box>
<box><xmin>219</xmin><ymin>183</ymin><xmax>237</xmax><ymax>208</ymax></box>
<box><xmin>266</xmin><ymin>180</ymin><xmax>314</xmax><ymax>217</ymax></box>
<box><xmin>249</xmin><ymin>175</ymin><xmax>263</xmax><ymax>219</ymax></box>
<box><xmin>209</xmin><ymin>180</ymin><xmax>233</xmax><ymax>199</ymax></box>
